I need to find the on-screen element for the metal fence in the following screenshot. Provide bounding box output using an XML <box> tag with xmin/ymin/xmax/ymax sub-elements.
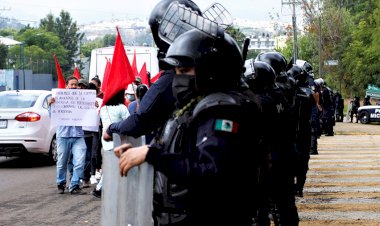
<box><xmin>6</xmin><ymin>57</ymin><xmax>55</xmax><ymax>74</ymax></box>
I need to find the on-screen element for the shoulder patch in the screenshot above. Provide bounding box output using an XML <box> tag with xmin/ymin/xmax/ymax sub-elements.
<box><xmin>215</xmin><ymin>119</ymin><xmax>239</xmax><ymax>133</ymax></box>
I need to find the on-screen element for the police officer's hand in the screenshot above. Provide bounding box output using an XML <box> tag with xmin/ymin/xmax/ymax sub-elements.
<box><xmin>103</xmin><ymin>130</ymin><xmax>113</xmax><ymax>141</ymax></box>
<box><xmin>114</xmin><ymin>144</ymin><xmax>149</xmax><ymax>177</ymax></box>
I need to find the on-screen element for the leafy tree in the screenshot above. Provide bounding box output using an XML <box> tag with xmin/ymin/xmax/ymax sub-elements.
<box><xmin>0</xmin><ymin>29</ymin><xmax>18</xmax><ymax>38</ymax></box>
<box><xmin>7</xmin><ymin>28</ymin><xmax>67</xmax><ymax>77</ymax></box>
<box><xmin>39</xmin><ymin>10</ymin><xmax>84</xmax><ymax>74</ymax></box>
<box><xmin>81</xmin><ymin>39</ymin><xmax>103</xmax><ymax>58</ymax></box>
<box><xmin>39</xmin><ymin>13</ymin><xmax>55</xmax><ymax>32</ymax></box>
<box><xmin>369</xmin><ymin>0</ymin><xmax>380</xmax><ymax>86</ymax></box>
<box><xmin>103</xmin><ymin>34</ymin><xmax>116</xmax><ymax>47</ymax></box>
<box><xmin>0</xmin><ymin>44</ymin><xmax>8</xmax><ymax>68</ymax></box>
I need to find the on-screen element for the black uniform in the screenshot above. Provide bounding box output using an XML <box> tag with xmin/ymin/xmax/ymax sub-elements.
<box><xmin>107</xmin><ymin>70</ymin><xmax>176</xmax><ymax>139</ymax></box>
<box><xmin>321</xmin><ymin>86</ymin><xmax>335</xmax><ymax>136</ymax></box>
<box><xmin>335</xmin><ymin>92</ymin><xmax>344</xmax><ymax>122</ymax></box>
<box><xmin>247</xmin><ymin>59</ymin><xmax>299</xmax><ymax>226</ymax></box>
<box><xmin>293</xmin><ymin>85</ymin><xmax>315</xmax><ymax>196</ymax></box>
<box><xmin>310</xmin><ymin>79</ymin><xmax>321</xmax><ymax>154</ymax></box>
<box><xmin>350</xmin><ymin>97</ymin><xmax>360</xmax><ymax>123</ymax></box>
<box><xmin>146</xmin><ymin>91</ymin><xmax>263</xmax><ymax>226</ymax></box>
<box><xmin>363</xmin><ymin>96</ymin><xmax>371</xmax><ymax>106</ymax></box>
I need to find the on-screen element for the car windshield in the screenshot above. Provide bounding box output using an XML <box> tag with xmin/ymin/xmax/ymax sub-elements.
<box><xmin>0</xmin><ymin>93</ymin><xmax>39</xmax><ymax>108</ymax></box>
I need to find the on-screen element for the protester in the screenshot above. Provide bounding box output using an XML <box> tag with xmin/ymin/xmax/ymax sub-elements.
<box><xmin>93</xmin><ymin>89</ymin><xmax>130</xmax><ymax>198</ymax></box>
<box><xmin>125</xmin><ymin>83</ymin><xmax>137</xmax><ymax>105</ymax></box>
<box><xmin>49</xmin><ymin>76</ymin><xmax>87</xmax><ymax>194</ymax></box>
<box><xmin>89</xmin><ymin>76</ymin><xmax>103</xmax><ymax>182</ymax></box>
<box><xmin>79</xmin><ymin>80</ymin><xmax>99</xmax><ymax>188</ymax></box>
<box><xmin>128</xmin><ymin>84</ymin><xmax>149</xmax><ymax>114</ymax></box>
<box><xmin>90</xmin><ymin>75</ymin><xmax>104</xmax><ymax>99</ymax></box>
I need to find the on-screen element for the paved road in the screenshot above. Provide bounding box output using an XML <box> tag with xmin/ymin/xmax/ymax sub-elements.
<box><xmin>298</xmin><ymin>121</ymin><xmax>380</xmax><ymax>226</ymax></box>
<box><xmin>0</xmin><ymin>156</ymin><xmax>101</xmax><ymax>226</ymax></box>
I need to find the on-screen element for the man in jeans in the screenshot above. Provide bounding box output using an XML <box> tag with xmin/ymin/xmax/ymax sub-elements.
<box><xmin>49</xmin><ymin>76</ymin><xmax>87</xmax><ymax>194</ymax></box>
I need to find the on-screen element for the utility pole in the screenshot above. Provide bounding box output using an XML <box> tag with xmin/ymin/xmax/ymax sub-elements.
<box><xmin>282</xmin><ymin>0</ymin><xmax>299</xmax><ymax>62</ymax></box>
<box><xmin>318</xmin><ymin>0</ymin><xmax>322</xmax><ymax>78</ymax></box>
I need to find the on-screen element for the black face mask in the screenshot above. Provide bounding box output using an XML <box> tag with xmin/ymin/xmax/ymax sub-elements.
<box><xmin>172</xmin><ymin>74</ymin><xmax>197</xmax><ymax>105</ymax></box>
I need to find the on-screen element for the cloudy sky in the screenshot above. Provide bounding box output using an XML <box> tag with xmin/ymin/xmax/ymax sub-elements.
<box><xmin>0</xmin><ymin>0</ymin><xmax>296</xmax><ymax>25</ymax></box>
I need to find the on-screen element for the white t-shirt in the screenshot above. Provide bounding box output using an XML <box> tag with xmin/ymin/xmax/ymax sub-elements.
<box><xmin>99</xmin><ymin>104</ymin><xmax>130</xmax><ymax>150</ymax></box>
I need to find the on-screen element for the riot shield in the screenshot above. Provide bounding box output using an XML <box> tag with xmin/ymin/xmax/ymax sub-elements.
<box><xmin>101</xmin><ymin>134</ymin><xmax>154</xmax><ymax>226</ymax></box>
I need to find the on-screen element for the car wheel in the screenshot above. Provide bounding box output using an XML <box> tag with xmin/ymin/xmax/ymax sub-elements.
<box><xmin>359</xmin><ymin>111</ymin><xmax>370</xmax><ymax>124</ymax></box>
<box><xmin>49</xmin><ymin>135</ymin><xmax>57</xmax><ymax>163</ymax></box>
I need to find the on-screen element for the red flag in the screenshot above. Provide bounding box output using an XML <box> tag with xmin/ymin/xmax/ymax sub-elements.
<box><xmin>73</xmin><ymin>65</ymin><xmax>81</xmax><ymax>79</ymax></box>
<box><xmin>139</xmin><ymin>62</ymin><xmax>150</xmax><ymax>87</ymax></box>
<box><xmin>150</xmin><ymin>70</ymin><xmax>164</xmax><ymax>84</ymax></box>
<box><xmin>54</xmin><ymin>54</ymin><xmax>66</xmax><ymax>88</ymax></box>
<box><xmin>101</xmin><ymin>57</ymin><xmax>112</xmax><ymax>93</ymax></box>
<box><xmin>131</xmin><ymin>49</ymin><xmax>138</xmax><ymax>77</ymax></box>
<box><xmin>101</xmin><ymin>27</ymin><xmax>134</xmax><ymax>107</ymax></box>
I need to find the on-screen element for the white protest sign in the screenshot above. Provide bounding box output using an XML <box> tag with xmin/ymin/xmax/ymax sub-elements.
<box><xmin>51</xmin><ymin>88</ymin><xmax>98</xmax><ymax>126</ymax></box>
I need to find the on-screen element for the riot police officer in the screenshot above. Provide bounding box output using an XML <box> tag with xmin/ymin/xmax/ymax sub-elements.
<box><xmin>247</xmin><ymin>53</ymin><xmax>299</xmax><ymax>226</ymax></box>
<box><xmin>349</xmin><ymin>96</ymin><xmax>360</xmax><ymax>123</ymax></box>
<box><xmin>287</xmin><ymin>64</ymin><xmax>315</xmax><ymax>197</ymax></box>
<box><xmin>311</xmin><ymin>77</ymin><xmax>324</xmax><ymax>154</ymax></box>
<box><xmin>256</xmin><ymin>51</ymin><xmax>296</xmax><ymax>109</ymax></box>
<box><xmin>320</xmin><ymin>81</ymin><xmax>335</xmax><ymax>136</ymax></box>
<box><xmin>335</xmin><ymin>92</ymin><xmax>344</xmax><ymax>122</ymax></box>
<box><xmin>364</xmin><ymin>95</ymin><xmax>371</xmax><ymax>106</ymax></box>
<box><xmin>114</xmin><ymin>28</ymin><xmax>263</xmax><ymax>226</ymax></box>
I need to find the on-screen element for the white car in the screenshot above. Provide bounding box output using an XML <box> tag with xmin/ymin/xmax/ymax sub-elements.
<box><xmin>0</xmin><ymin>90</ymin><xmax>57</xmax><ymax>162</ymax></box>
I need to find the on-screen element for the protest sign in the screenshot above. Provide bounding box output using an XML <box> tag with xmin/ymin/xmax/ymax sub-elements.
<box><xmin>51</xmin><ymin>88</ymin><xmax>98</xmax><ymax>126</ymax></box>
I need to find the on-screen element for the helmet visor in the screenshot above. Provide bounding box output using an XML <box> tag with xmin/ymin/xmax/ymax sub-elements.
<box><xmin>158</xmin><ymin>1</ymin><xmax>224</xmax><ymax>45</ymax></box>
<box><xmin>202</xmin><ymin>3</ymin><xmax>233</xmax><ymax>29</ymax></box>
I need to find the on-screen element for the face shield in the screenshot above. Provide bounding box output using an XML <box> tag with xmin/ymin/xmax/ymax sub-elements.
<box><xmin>158</xmin><ymin>1</ymin><xmax>231</xmax><ymax>46</ymax></box>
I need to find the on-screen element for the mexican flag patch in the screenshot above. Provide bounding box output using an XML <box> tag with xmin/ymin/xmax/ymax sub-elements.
<box><xmin>215</xmin><ymin>119</ymin><xmax>239</xmax><ymax>133</ymax></box>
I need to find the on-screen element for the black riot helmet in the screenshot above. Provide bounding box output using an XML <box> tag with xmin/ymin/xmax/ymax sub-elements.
<box><xmin>255</xmin><ymin>51</ymin><xmax>288</xmax><ymax>77</ymax></box>
<box><xmin>244</xmin><ymin>59</ymin><xmax>276</xmax><ymax>92</ymax></box>
<box><xmin>303</xmin><ymin>62</ymin><xmax>313</xmax><ymax>74</ymax></box>
<box><xmin>161</xmin><ymin>29</ymin><xmax>243</xmax><ymax>93</ymax></box>
<box><xmin>149</xmin><ymin>0</ymin><xmax>202</xmax><ymax>59</ymax></box>
<box><xmin>296</xmin><ymin>59</ymin><xmax>314</xmax><ymax>78</ymax></box>
<box><xmin>136</xmin><ymin>84</ymin><xmax>149</xmax><ymax>100</ymax></box>
<box><xmin>287</xmin><ymin>64</ymin><xmax>309</xmax><ymax>86</ymax></box>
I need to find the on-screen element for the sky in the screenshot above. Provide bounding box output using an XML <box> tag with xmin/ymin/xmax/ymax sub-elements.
<box><xmin>0</xmin><ymin>0</ymin><xmax>296</xmax><ymax>26</ymax></box>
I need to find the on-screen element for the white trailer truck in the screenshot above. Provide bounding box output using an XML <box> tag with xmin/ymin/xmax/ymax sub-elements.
<box><xmin>88</xmin><ymin>46</ymin><xmax>159</xmax><ymax>83</ymax></box>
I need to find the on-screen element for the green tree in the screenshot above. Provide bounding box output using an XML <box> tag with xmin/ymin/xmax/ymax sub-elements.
<box><xmin>39</xmin><ymin>13</ymin><xmax>55</xmax><ymax>32</ymax></box>
<box><xmin>341</xmin><ymin>0</ymin><xmax>378</xmax><ymax>96</ymax></box>
<box><xmin>103</xmin><ymin>34</ymin><xmax>116</xmax><ymax>47</ymax></box>
<box><xmin>39</xmin><ymin>10</ymin><xmax>84</xmax><ymax>74</ymax></box>
<box><xmin>0</xmin><ymin>29</ymin><xmax>18</xmax><ymax>38</ymax></box>
<box><xmin>81</xmin><ymin>39</ymin><xmax>103</xmax><ymax>58</ymax></box>
<box><xmin>8</xmin><ymin>28</ymin><xmax>67</xmax><ymax>77</ymax></box>
<box><xmin>0</xmin><ymin>44</ymin><xmax>8</xmax><ymax>68</ymax></box>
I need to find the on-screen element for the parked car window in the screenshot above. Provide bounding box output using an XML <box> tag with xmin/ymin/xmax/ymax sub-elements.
<box><xmin>43</xmin><ymin>95</ymin><xmax>52</xmax><ymax>109</ymax></box>
<box><xmin>0</xmin><ymin>93</ymin><xmax>39</xmax><ymax>108</ymax></box>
